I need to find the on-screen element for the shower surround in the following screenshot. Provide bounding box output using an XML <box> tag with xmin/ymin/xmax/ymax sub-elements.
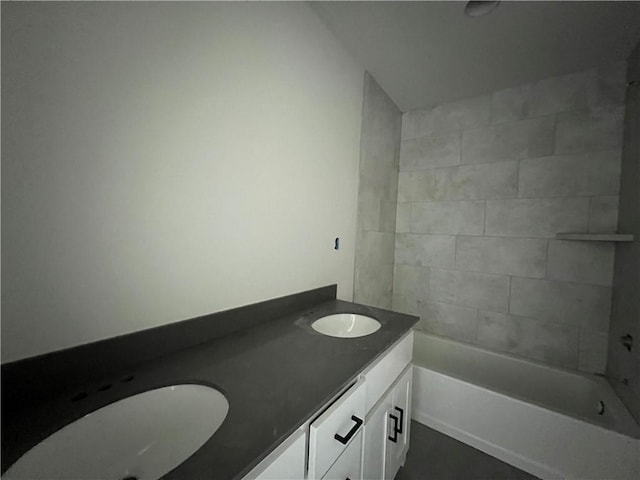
<box><xmin>353</xmin><ymin>73</ymin><xmax>402</xmax><ymax>309</ymax></box>
<box><xmin>393</xmin><ymin>62</ymin><xmax>627</xmax><ymax>374</ymax></box>
<box><xmin>607</xmin><ymin>43</ymin><xmax>640</xmax><ymax>424</ymax></box>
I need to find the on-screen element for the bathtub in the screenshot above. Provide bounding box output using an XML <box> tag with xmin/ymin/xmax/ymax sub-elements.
<box><xmin>411</xmin><ymin>331</ymin><xmax>639</xmax><ymax>480</ymax></box>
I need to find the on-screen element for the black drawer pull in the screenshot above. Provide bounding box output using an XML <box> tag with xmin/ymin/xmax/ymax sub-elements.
<box><xmin>388</xmin><ymin>414</ymin><xmax>399</xmax><ymax>443</ymax></box>
<box><xmin>395</xmin><ymin>406</ymin><xmax>404</xmax><ymax>434</ymax></box>
<box><xmin>334</xmin><ymin>415</ymin><xmax>363</xmax><ymax>445</ymax></box>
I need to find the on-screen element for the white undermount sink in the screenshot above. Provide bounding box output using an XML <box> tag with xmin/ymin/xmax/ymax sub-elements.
<box><xmin>4</xmin><ymin>384</ymin><xmax>229</xmax><ymax>480</ymax></box>
<box><xmin>311</xmin><ymin>313</ymin><xmax>381</xmax><ymax>338</ymax></box>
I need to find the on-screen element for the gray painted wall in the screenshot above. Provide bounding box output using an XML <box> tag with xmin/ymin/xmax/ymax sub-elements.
<box><xmin>607</xmin><ymin>43</ymin><xmax>640</xmax><ymax>423</ymax></box>
<box><xmin>353</xmin><ymin>73</ymin><xmax>401</xmax><ymax>308</ymax></box>
<box><xmin>1</xmin><ymin>2</ymin><xmax>365</xmax><ymax>362</ymax></box>
<box><xmin>394</xmin><ymin>63</ymin><xmax>627</xmax><ymax>373</ymax></box>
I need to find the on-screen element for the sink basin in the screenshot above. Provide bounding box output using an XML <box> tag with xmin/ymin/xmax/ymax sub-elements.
<box><xmin>311</xmin><ymin>313</ymin><xmax>381</xmax><ymax>338</ymax></box>
<box><xmin>4</xmin><ymin>384</ymin><xmax>228</xmax><ymax>480</ymax></box>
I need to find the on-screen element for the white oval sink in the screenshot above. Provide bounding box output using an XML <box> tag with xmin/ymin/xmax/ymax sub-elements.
<box><xmin>4</xmin><ymin>384</ymin><xmax>228</xmax><ymax>480</ymax></box>
<box><xmin>311</xmin><ymin>313</ymin><xmax>381</xmax><ymax>338</ymax></box>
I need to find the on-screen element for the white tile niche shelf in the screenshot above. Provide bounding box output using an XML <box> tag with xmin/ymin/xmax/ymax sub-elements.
<box><xmin>555</xmin><ymin>233</ymin><xmax>634</xmax><ymax>242</ymax></box>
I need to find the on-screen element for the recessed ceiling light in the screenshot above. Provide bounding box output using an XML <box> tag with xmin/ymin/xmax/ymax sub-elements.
<box><xmin>465</xmin><ymin>1</ymin><xmax>501</xmax><ymax>17</ymax></box>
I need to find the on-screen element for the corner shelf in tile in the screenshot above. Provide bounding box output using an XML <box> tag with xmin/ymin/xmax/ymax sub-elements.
<box><xmin>555</xmin><ymin>233</ymin><xmax>634</xmax><ymax>242</ymax></box>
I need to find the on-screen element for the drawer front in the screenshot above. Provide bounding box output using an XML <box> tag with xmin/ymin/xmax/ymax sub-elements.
<box><xmin>321</xmin><ymin>430</ymin><xmax>363</xmax><ymax>480</ymax></box>
<box><xmin>309</xmin><ymin>377</ymin><xmax>366</xmax><ymax>479</ymax></box>
<box><xmin>245</xmin><ymin>428</ymin><xmax>306</xmax><ymax>480</ymax></box>
<box><xmin>364</xmin><ymin>331</ymin><xmax>413</xmax><ymax>414</ymax></box>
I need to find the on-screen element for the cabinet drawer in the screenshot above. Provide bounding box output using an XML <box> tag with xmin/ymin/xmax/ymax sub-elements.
<box><xmin>321</xmin><ymin>430</ymin><xmax>363</xmax><ymax>480</ymax></box>
<box><xmin>364</xmin><ymin>331</ymin><xmax>413</xmax><ymax>414</ymax></box>
<box><xmin>309</xmin><ymin>377</ymin><xmax>366</xmax><ymax>480</ymax></box>
<box><xmin>242</xmin><ymin>428</ymin><xmax>306</xmax><ymax>480</ymax></box>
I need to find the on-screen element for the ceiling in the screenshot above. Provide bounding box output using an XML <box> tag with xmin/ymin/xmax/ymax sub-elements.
<box><xmin>310</xmin><ymin>1</ymin><xmax>640</xmax><ymax>112</ymax></box>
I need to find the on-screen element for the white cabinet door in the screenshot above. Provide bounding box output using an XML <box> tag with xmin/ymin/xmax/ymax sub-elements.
<box><xmin>385</xmin><ymin>366</ymin><xmax>412</xmax><ymax>480</ymax></box>
<box><xmin>362</xmin><ymin>388</ymin><xmax>393</xmax><ymax>480</ymax></box>
<box><xmin>244</xmin><ymin>428</ymin><xmax>306</xmax><ymax>480</ymax></box>
<box><xmin>363</xmin><ymin>332</ymin><xmax>413</xmax><ymax>414</ymax></box>
<box><xmin>394</xmin><ymin>366</ymin><xmax>412</xmax><ymax>462</ymax></box>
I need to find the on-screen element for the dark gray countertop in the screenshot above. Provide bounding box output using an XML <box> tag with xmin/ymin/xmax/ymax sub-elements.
<box><xmin>2</xmin><ymin>298</ymin><xmax>418</xmax><ymax>479</ymax></box>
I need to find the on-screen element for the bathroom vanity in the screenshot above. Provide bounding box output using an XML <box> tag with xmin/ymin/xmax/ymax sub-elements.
<box><xmin>1</xmin><ymin>285</ymin><xmax>418</xmax><ymax>479</ymax></box>
<box><xmin>245</xmin><ymin>330</ymin><xmax>414</xmax><ymax>480</ymax></box>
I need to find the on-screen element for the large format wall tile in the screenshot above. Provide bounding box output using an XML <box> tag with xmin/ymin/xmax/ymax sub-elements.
<box><xmin>555</xmin><ymin>106</ymin><xmax>624</xmax><ymax>154</ymax></box>
<box><xmin>588</xmin><ymin>196</ymin><xmax>619</xmax><ymax>233</ymax></box>
<box><xmin>477</xmin><ymin>311</ymin><xmax>579</xmax><ymax>369</ymax></box>
<box><xmin>547</xmin><ymin>240</ymin><xmax>615</xmax><ymax>287</ymax></box>
<box><xmin>357</xmin><ymin>190</ymin><xmax>381</xmax><ymax>232</ymax></box>
<box><xmin>417</xmin><ymin>301</ymin><xmax>478</xmax><ymax>343</ymax></box>
<box><xmin>401</xmin><ymin>95</ymin><xmax>491</xmax><ymax>140</ymax></box>
<box><xmin>399</xmin><ymin>132</ymin><xmax>461</xmax><ymax>170</ymax></box>
<box><xmin>485</xmin><ymin>198</ymin><xmax>589</xmax><ymax>238</ymax></box>
<box><xmin>490</xmin><ymin>84</ymin><xmax>533</xmax><ymax>124</ymax></box>
<box><xmin>429</xmin><ymin>268</ymin><xmax>509</xmax><ymax>312</ymax></box>
<box><xmin>432</xmin><ymin>161</ymin><xmax>518</xmax><ymax>200</ymax></box>
<box><xmin>411</xmin><ymin>201</ymin><xmax>485</xmax><ymax>235</ymax></box>
<box><xmin>379</xmin><ymin>199</ymin><xmax>397</xmax><ymax>233</ymax></box>
<box><xmin>394</xmin><ymin>233</ymin><xmax>455</xmax><ymax>267</ymax></box>
<box><xmin>492</xmin><ymin>70</ymin><xmax>598</xmax><ymax>124</ymax></box>
<box><xmin>356</xmin><ymin>231</ymin><xmax>395</xmax><ymax>271</ymax></box>
<box><xmin>579</xmin><ymin>329</ymin><xmax>608</xmax><ymax>374</ymax></box>
<box><xmin>397</xmin><ymin>170</ymin><xmax>437</xmax><ymax>202</ymax></box>
<box><xmin>399</xmin><ymin>162</ymin><xmax>517</xmax><ymax>202</ymax></box>
<box><xmin>395</xmin><ymin>202</ymin><xmax>411</xmax><ymax>233</ymax></box>
<box><xmin>354</xmin><ymin>263</ymin><xmax>393</xmax><ymax>309</ymax></box>
<box><xmin>455</xmin><ymin>236</ymin><xmax>547</xmax><ymax>278</ymax></box>
<box><xmin>527</xmin><ymin>69</ymin><xmax>598</xmax><ymax>118</ymax></box>
<box><xmin>510</xmin><ymin>277</ymin><xmax>612</xmax><ymax>332</ymax></box>
<box><xmin>518</xmin><ymin>150</ymin><xmax>621</xmax><ymax>198</ymax></box>
<box><xmin>597</xmin><ymin>61</ymin><xmax>627</xmax><ymax>106</ymax></box>
<box><xmin>606</xmin><ymin>42</ymin><xmax>639</xmax><ymax>423</ymax></box>
<box><xmin>461</xmin><ymin>116</ymin><xmax>555</xmax><ymax>164</ymax></box>
<box><xmin>354</xmin><ymin>74</ymin><xmax>400</xmax><ymax>310</ymax></box>
<box><xmin>394</xmin><ymin>62</ymin><xmax>625</xmax><ymax>375</ymax></box>
<box><xmin>393</xmin><ymin>264</ymin><xmax>429</xmax><ymax>315</ymax></box>
<box><xmin>392</xmin><ymin>294</ymin><xmax>418</xmax><ymax>316</ymax></box>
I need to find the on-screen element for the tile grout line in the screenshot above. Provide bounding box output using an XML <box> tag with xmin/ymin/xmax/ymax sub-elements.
<box><xmin>474</xmin><ymin>307</ymin><xmax>480</xmax><ymax>344</ymax></box>
<box><xmin>507</xmin><ymin>275</ymin><xmax>513</xmax><ymax>314</ymax></box>
<box><xmin>515</xmin><ymin>158</ymin><xmax>521</xmax><ymax>198</ymax></box>
<box><xmin>483</xmin><ymin>200</ymin><xmax>487</xmax><ymax>235</ymax></box>
<box><xmin>453</xmin><ymin>235</ymin><xmax>459</xmax><ymax>266</ymax></box>
<box><xmin>544</xmin><ymin>238</ymin><xmax>550</xmax><ymax>279</ymax></box>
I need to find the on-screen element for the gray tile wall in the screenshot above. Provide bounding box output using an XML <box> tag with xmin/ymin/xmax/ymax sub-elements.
<box><xmin>394</xmin><ymin>63</ymin><xmax>627</xmax><ymax>373</ymax></box>
<box><xmin>606</xmin><ymin>43</ymin><xmax>640</xmax><ymax>423</ymax></box>
<box><xmin>354</xmin><ymin>73</ymin><xmax>402</xmax><ymax>308</ymax></box>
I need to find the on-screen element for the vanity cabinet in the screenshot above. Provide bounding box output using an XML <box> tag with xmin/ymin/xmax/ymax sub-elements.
<box><xmin>244</xmin><ymin>428</ymin><xmax>306</xmax><ymax>480</ymax></box>
<box><xmin>362</xmin><ymin>332</ymin><xmax>413</xmax><ymax>480</ymax></box>
<box><xmin>241</xmin><ymin>331</ymin><xmax>413</xmax><ymax>480</ymax></box>
<box><xmin>384</xmin><ymin>365</ymin><xmax>412</xmax><ymax>479</ymax></box>
<box><xmin>320</xmin><ymin>430</ymin><xmax>362</xmax><ymax>480</ymax></box>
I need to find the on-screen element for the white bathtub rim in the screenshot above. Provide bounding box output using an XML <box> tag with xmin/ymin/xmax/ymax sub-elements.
<box><xmin>414</xmin><ymin>364</ymin><xmax>639</xmax><ymax>443</ymax></box>
<box><xmin>414</xmin><ymin>331</ymin><xmax>595</xmax><ymax>377</ymax></box>
<box><xmin>413</xmin><ymin>331</ymin><xmax>640</xmax><ymax>439</ymax></box>
<box><xmin>412</xmin><ymin>360</ymin><xmax>638</xmax><ymax>439</ymax></box>
<box><xmin>413</xmin><ymin>365</ymin><xmax>640</xmax><ymax>480</ymax></box>
<box><xmin>412</xmin><ymin>409</ymin><xmax>563</xmax><ymax>480</ymax></box>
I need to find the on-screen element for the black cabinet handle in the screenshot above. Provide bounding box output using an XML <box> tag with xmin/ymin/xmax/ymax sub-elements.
<box><xmin>388</xmin><ymin>414</ymin><xmax>399</xmax><ymax>443</ymax></box>
<box><xmin>395</xmin><ymin>406</ymin><xmax>404</xmax><ymax>434</ymax></box>
<box><xmin>334</xmin><ymin>415</ymin><xmax>363</xmax><ymax>445</ymax></box>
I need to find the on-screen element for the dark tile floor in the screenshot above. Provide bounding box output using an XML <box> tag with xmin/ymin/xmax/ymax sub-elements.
<box><xmin>395</xmin><ymin>421</ymin><xmax>540</xmax><ymax>480</ymax></box>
